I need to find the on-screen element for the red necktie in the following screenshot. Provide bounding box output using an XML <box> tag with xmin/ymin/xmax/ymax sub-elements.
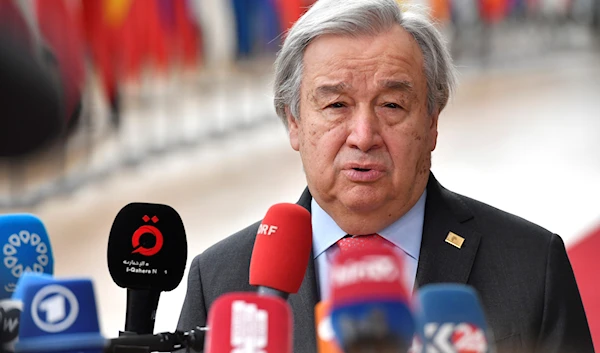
<box><xmin>336</xmin><ymin>234</ymin><xmax>394</xmax><ymax>253</ymax></box>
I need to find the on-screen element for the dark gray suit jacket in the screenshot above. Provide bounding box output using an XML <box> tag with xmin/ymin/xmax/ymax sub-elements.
<box><xmin>177</xmin><ymin>174</ymin><xmax>594</xmax><ymax>353</ymax></box>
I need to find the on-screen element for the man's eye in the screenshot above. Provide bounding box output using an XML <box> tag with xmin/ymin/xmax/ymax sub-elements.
<box><xmin>327</xmin><ymin>102</ymin><xmax>345</xmax><ymax>108</ymax></box>
<box><xmin>384</xmin><ymin>103</ymin><xmax>402</xmax><ymax>109</ymax></box>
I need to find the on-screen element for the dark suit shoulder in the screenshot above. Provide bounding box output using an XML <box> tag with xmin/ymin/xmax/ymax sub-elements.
<box><xmin>193</xmin><ymin>221</ymin><xmax>261</xmax><ymax>302</ymax></box>
<box><xmin>198</xmin><ymin>220</ymin><xmax>261</xmax><ymax>265</ymax></box>
<box><xmin>451</xmin><ymin>189</ymin><xmax>555</xmax><ymax>246</ymax></box>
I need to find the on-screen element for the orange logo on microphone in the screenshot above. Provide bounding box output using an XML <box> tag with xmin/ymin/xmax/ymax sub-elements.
<box><xmin>131</xmin><ymin>215</ymin><xmax>163</xmax><ymax>256</ymax></box>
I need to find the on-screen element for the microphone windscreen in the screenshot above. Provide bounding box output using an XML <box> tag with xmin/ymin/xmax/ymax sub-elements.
<box><xmin>14</xmin><ymin>277</ymin><xmax>105</xmax><ymax>353</ymax></box>
<box><xmin>204</xmin><ymin>292</ymin><xmax>292</xmax><ymax>353</ymax></box>
<box><xmin>414</xmin><ymin>283</ymin><xmax>493</xmax><ymax>353</ymax></box>
<box><xmin>12</xmin><ymin>274</ymin><xmax>54</xmax><ymax>301</ymax></box>
<box><xmin>0</xmin><ymin>214</ymin><xmax>54</xmax><ymax>300</ymax></box>
<box><xmin>1</xmin><ymin>298</ymin><xmax>23</xmax><ymax>352</ymax></box>
<box><xmin>0</xmin><ymin>30</ymin><xmax>64</xmax><ymax>158</ymax></box>
<box><xmin>329</xmin><ymin>245</ymin><xmax>409</xmax><ymax>305</ymax></box>
<box><xmin>328</xmin><ymin>245</ymin><xmax>414</xmax><ymax>352</ymax></box>
<box><xmin>249</xmin><ymin>203</ymin><xmax>312</xmax><ymax>294</ymax></box>
<box><xmin>107</xmin><ymin>203</ymin><xmax>187</xmax><ymax>291</ymax></box>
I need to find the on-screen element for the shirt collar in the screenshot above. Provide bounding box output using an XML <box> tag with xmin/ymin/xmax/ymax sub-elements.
<box><xmin>311</xmin><ymin>189</ymin><xmax>427</xmax><ymax>260</ymax></box>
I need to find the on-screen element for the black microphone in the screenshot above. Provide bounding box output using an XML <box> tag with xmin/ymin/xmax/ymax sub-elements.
<box><xmin>104</xmin><ymin>327</ymin><xmax>207</xmax><ymax>353</ymax></box>
<box><xmin>0</xmin><ymin>7</ymin><xmax>64</xmax><ymax>158</ymax></box>
<box><xmin>107</xmin><ymin>203</ymin><xmax>187</xmax><ymax>335</ymax></box>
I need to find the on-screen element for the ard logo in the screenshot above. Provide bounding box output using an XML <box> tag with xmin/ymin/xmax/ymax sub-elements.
<box><xmin>31</xmin><ymin>285</ymin><xmax>79</xmax><ymax>333</ymax></box>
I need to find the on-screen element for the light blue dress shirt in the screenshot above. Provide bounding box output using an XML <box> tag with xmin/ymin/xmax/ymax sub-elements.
<box><xmin>312</xmin><ymin>190</ymin><xmax>427</xmax><ymax>300</ymax></box>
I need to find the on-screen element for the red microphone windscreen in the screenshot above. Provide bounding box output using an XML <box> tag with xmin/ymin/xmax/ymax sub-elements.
<box><xmin>329</xmin><ymin>245</ymin><xmax>409</xmax><ymax>307</ymax></box>
<box><xmin>205</xmin><ymin>292</ymin><xmax>292</xmax><ymax>353</ymax></box>
<box><xmin>249</xmin><ymin>203</ymin><xmax>312</xmax><ymax>294</ymax></box>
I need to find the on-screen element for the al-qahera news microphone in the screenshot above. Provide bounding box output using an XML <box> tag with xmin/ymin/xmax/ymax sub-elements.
<box><xmin>413</xmin><ymin>283</ymin><xmax>495</xmax><ymax>353</ymax></box>
<box><xmin>249</xmin><ymin>203</ymin><xmax>312</xmax><ymax>299</ymax></box>
<box><xmin>329</xmin><ymin>245</ymin><xmax>415</xmax><ymax>353</ymax></box>
<box><xmin>13</xmin><ymin>277</ymin><xmax>106</xmax><ymax>353</ymax></box>
<box><xmin>0</xmin><ymin>214</ymin><xmax>54</xmax><ymax>353</ymax></box>
<box><xmin>203</xmin><ymin>292</ymin><xmax>293</xmax><ymax>353</ymax></box>
<box><xmin>107</xmin><ymin>203</ymin><xmax>187</xmax><ymax>335</ymax></box>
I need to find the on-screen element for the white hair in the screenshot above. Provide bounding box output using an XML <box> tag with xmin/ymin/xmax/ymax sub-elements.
<box><xmin>273</xmin><ymin>0</ymin><xmax>457</xmax><ymax>128</ymax></box>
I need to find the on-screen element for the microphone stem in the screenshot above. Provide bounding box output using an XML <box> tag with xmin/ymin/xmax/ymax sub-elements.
<box><xmin>125</xmin><ymin>289</ymin><xmax>161</xmax><ymax>334</ymax></box>
<box><xmin>257</xmin><ymin>286</ymin><xmax>289</xmax><ymax>300</ymax></box>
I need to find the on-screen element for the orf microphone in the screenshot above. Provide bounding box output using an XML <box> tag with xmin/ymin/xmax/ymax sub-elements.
<box><xmin>249</xmin><ymin>203</ymin><xmax>312</xmax><ymax>299</ymax></box>
<box><xmin>204</xmin><ymin>292</ymin><xmax>292</xmax><ymax>353</ymax></box>
<box><xmin>107</xmin><ymin>203</ymin><xmax>187</xmax><ymax>335</ymax></box>
<box><xmin>413</xmin><ymin>283</ymin><xmax>495</xmax><ymax>353</ymax></box>
<box><xmin>328</xmin><ymin>245</ymin><xmax>415</xmax><ymax>353</ymax></box>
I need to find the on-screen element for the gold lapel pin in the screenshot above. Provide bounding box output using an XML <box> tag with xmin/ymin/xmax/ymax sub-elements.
<box><xmin>445</xmin><ymin>232</ymin><xmax>465</xmax><ymax>249</ymax></box>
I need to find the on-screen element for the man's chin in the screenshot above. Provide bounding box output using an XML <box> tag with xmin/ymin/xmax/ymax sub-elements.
<box><xmin>339</xmin><ymin>192</ymin><xmax>387</xmax><ymax>214</ymax></box>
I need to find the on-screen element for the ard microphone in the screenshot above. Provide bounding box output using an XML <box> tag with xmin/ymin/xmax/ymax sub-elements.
<box><xmin>204</xmin><ymin>292</ymin><xmax>292</xmax><ymax>353</ymax></box>
<box><xmin>413</xmin><ymin>284</ymin><xmax>495</xmax><ymax>353</ymax></box>
<box><xmin>249</xmin><ymin>203</ymin><xmax>312</xmax><ymax>299</ymax></box>
<box><xmin>329</xmin><ymin>245</ymin><xmax>415</xmax><ymax>353</ymax></box>
<box><xmin>13</xmin><ymin>277</ymin><xmax>105</xmax><ymax>353</ymax></box>
<box><xmin>107</xmin><ymin>203</ymin><xmax>187</xmax><ymax>335</ymax></box>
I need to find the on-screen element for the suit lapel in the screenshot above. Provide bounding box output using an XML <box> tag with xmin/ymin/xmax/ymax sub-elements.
<box><xmin>415</xmin><ymin>174</ymin><xmax>482</xmax><ymax>290</ymax></box>
<box><xmin>289</xmin><ymin>188</ymin><xmax>318</xmax><ymax>352</ymax></box>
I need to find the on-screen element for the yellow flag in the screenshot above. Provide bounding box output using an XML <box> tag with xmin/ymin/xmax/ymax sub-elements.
<box><xmin>103</xmin><ymin>0</ymin><xmax>133</xmax><ymax>27</ymax></box>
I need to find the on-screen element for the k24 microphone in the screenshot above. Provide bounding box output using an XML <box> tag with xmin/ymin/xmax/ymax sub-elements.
<box><xmin>413</xmin><ymin>283</ymin><xmax>495</xmax><ymax>353</ymax></box>
<box><xmin>0</xmin><ymin>214</ymin><xmax>54</xmax><ymax>300</ymax></box>
<box><xmin>249</xmin><ymin>203</ymin><xmax>312</xmax><ymax>299</ymax></box>
<box><xmin>329</xmin><ymin>245</ymin><xmax>415</xmax><ymax>353</ymax></box>
<box><xmin>204</xmin><ymin>292</ymin><xmax>292</xmax><ymax>353</ymax></box>
<box><xmin>107</xmin><ymin>203</ymin><xmax>187</xmax><ymax>335</ymax></box>
<box><xmin>13</xmin><ymin>277</ymin><xmax>106</xmax><ymax>353</ymax></box>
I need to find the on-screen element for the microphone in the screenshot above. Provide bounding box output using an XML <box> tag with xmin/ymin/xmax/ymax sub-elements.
<box><xmin>0</xmin><ymin>23</ymin><xmax>64</xmax><ymax>158</ymax></box>
<box><xmin>204</xmin><ymin>292</ymin><xmax>292</xmax><ymax>353</ymax></box>
<box><xmin>0</xmin><ymin>214</ymin><xmax>54</xmax><ymax>353</ymax></box>
<box><xmin>12</xmin><ymin>274</ymin><xmax>207</xmax><ymax>353</ymax></box>
<box><xmin>413</xmin><ymin>283</ymin><xmax>495</xmax><ymax>353</ymax></box>
<box><xmin>107</xmin><ymin>203</ymin><xmax>187</xmax><ymax>335</ymax></box>
<box><xmin>13</xmin><ymin>277</ymin><xmax>106</xmax><ymax>353</ymax></box>
<box><xmin>1</xmin><ymin>214</ymin><xmax>54</xmax><ymax>300</ymax></box>
<box><xmin>328</xmin><ymin>245</ymin><xmax>415</xmax><ymax>353</ymax></box>
<box><xmin>249</xmin><ymin>203</ymin><xmax>312</xmax><ymax>299</ymax></box>
<box><xmin>2</xmin><ymin>273</ymin><xmax>55</xmax><ymax>353</ymax></box>
<box><xmin>315</xmin><ymin>301</ymin><xmax>343</xmax><ymax>353</ymax></box>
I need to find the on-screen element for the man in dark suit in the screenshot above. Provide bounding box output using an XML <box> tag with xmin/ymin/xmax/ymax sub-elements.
<box><xmin>177</xmin><ymin>0</ymin><xmax>594</xmax><ymax>352</ymax></box>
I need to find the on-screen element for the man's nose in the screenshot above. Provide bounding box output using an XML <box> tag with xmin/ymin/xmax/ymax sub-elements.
<box><xmin>346</xmin><ymin>106</ymin><xmax>383</xmax><ymax>152</ymax></box>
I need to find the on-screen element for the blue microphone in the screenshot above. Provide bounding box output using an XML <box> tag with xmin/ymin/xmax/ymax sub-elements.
<box><xmin>413</xmin><ymin>284</ymin><xmax>495</xmax><ymax>353</ymax></box>
<box><xmin>14</xmin><ymin>277</ymin><xmax>105</xmax><ymax>353</ymax></box>
<box><xmin>328</xmin><ymin>245</ymin><xmax>415</xmax><ymax>352</ymax></box>
<box><xmin>0</xmin><ymin>214</ymin><xmax>54</xmax><ymax>300</ymax></box>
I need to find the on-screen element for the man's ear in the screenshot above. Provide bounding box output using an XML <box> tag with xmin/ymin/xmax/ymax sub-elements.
<box><xmin>429</xmin><ymin>110</ymin><xmax>439</xmax><ymax>152</ymax></box>
<box><xmin>286</xmin><ymin>107</ymin><xmax>300</xmax><ymax>151</ymax></box>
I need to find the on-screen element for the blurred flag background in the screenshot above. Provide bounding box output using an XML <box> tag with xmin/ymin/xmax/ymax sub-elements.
<box><xmin>0</xmin><ymin>0</ymin><xmax>599</xmax><ymax>348</ymax></box>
